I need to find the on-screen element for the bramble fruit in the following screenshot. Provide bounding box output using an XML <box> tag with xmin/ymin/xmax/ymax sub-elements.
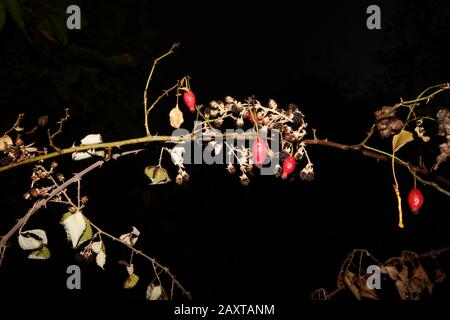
<box><xmin>183</xmin><ymin>91</ymin><xmax>196</xmax><ymax>112</ymax></box>
<box><xmin>408</xmin><ymin>187</ymin><xmax>424</xmax><ymax>214</ymax></box>
<box><xmin>282</xmin><ymin>156</ymin><xmax>296</xmax><ymax>178</ymax></box>
<box><xmin>252</xmin><ymin>136</ymin><xmax>267</xmax><ymax>166</ymax></box>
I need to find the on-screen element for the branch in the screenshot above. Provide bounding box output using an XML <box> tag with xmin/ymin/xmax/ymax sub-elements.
<box><xmin>87</xmin><ymin>219</ymin><xmax>192</xmax><ymax>300</ymax></box>
<box><xmin>303</xmin><ymin>139</ymin><xmax>450</xmax><ymax>196</ymax></box>
<box><xmin>0</xmin><ymin>149</ymin><xmax>143</xmax><ymax>248</ymax></box>
<box><xmin>0</xmin><ymin>133</ymin><xmax>258</xmax><ymax>173</ymax></box>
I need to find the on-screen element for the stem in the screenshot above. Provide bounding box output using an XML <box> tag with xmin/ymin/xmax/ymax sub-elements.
<box><xmin>87</xmin><ymin>219</ymin><xmax>192</xmax><ymax>300</ymax></box>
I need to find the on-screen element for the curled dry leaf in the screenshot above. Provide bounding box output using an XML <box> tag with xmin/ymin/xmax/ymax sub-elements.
<box><xmin>392</xmin><ymin>130</ymin><xmax>414</xmax><ymax>153</ymax></box>
<box><xmin>146</xmin><ymin>283</ymin><xmax>163</xmax><ymax>300</ymax></box>
<box><xmin>144</xmin><ymin>166</ymin><xmax>171</xmax><ymax>185</ymax></box>
<box><xmin>119</xmin><ymin>226</ymin><xmax>140</xmax><ymax>247</ymax></box>
<box><xmin>169</xmin><ymin>105</ymin><xmax>184</xmax><ymax>129</ymax></box>
<box><xmin>0</xmin><ymin>135</ymin><xmax>13</xmax><ymax>151</ymax></box>
<box><xmin>91</xmin><ymin>241</ymin><xmax>106</xmax><ymax>270</ymax></box>
<box><xmin>18</xmin><ymin>229</ymin><xmax>48</xmax><ymax>251</ymax></box>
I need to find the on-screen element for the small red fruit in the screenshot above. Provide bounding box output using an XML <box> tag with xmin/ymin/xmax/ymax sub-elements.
<box><xmin>408</xmin><ymin>187</ymin><xmax>424</xmax><ymax>214</ymax></box>
<box><xmin>252</xmin><ymin>136</ymin><xmax>267</xmax><ymax>166</ymax></box>
<box><xmin>282</xmin><ymin>156</ymin><xmax>296</xmax><ymax>178</ymax></box>
<box><xmin>183</xmin><ymin>91</ymin><xmax>196</xmax><ymax>112</ymax></box>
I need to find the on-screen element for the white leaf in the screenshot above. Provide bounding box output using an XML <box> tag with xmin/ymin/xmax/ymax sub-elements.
<box><xmin>146</xmin><ymin>284</ymin><xmax>162</xmax><ymax>300</ymax></box>
<box><xmin>96</xmin><ymin>249</ymin><xmax>106</xmax><ymax>270</ymax></box>
<box><xmin>119</xmin><ymin>226</ymin><xmax>140</xmax><ymax>246</ymax></box>
<box><xmin>61</xmin><ymin>211</ymin><xmax>86</xmax><ymax>248</ymax></box>
<box><xmin>170</xmin><ymin>146</ymin><xmax>185</xmax><ymax>166</ymax></box>
<box><xmin>91</xmin><ymin>241</ymin><xmax>102</xmax><ymax>254</ymax></box>
<box><xmin>72</xmin><ymin>151</ymin><xmax>92</xmax><ymax>161</ymax></box>
<box><xmin>91</xmin><ymin>241</ymin><xmax>106</xmax><ymax>269</ymax></box>
<box><xmin>81</xmin><ymin>134</ymin><xmax>102</xmax><ymax>145</ymax></box>
<box><xmin>18</xmin><ymin>229</ymin><xmax>48</xmax><ymax>250</ymax></box>
<box><xmin>72</xmin><ymin>149</ymin><xmax>105</xmax><ymax>161</ymax></box>
<box><xmin>126</xmin><ymin>264</ymin><xmax>134</xmax><ymax>276</ymax></box>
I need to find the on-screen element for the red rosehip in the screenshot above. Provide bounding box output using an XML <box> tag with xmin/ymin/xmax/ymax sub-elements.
<box><xmin>282</xmin><ymin>156</ymin><xmax>296</xmax><ymax>178</ymax></box>
<box><xmin>183</xmin><ymin>91</ymin><xmax>196</xmax><ymax>112</ymax></box>
<box><xmin>252</xmin><ymin>136</ymin><xmax>267</xmax><ymax>166</ymax></box>
<box><xmin>408</xmin><ymin>187</ymin><xmax>424</xmax><ymax>214</ymax></box>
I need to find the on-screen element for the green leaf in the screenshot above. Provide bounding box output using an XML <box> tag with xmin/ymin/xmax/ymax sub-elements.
<box><xmin>78</xmin><ymin>216</ymin><xmax>93</xmax><ymax>246</ymax></box>
<box><xmin>0</xmin><ymin>3</ymin><xmax>6</xmax><ymax>32</ymax></box>
<box><xmin>48</xmin><ymin>13</ymin><xmax>68</xmax><ymax>46</ymax></box>
<box><xmin>144</xmin><ymin>166</ymin><xmax>171</xmax><ymax>185</ymax></box>
<box><xmin>123</xmin><ymin>273</ymin><xmax>139</xmax><ymax>289</ymax></box>
<box><xmin>1</xmin><ymin>0</ymin><xmax>30</xmax><ymax>41</ymax></box>
<box><xmin>392</xmin><ymin>130</ymin><xmax>414</xmax><ymax>153</ymax></box>
<box><xmin>28</xmin><ymin>246</ymin><xmax>51</xmax><ymax>260</ymax></box>
<box><xmin>60</xmin><ymin>211</ymin><xmax>72</xmax><ymax>224</ymax></box>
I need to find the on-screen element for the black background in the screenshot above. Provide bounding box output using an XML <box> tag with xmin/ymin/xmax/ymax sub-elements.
<box><xmin>0</xmin><ymin>0</ymin><xmax>450</xmax><ymax>306</ymax></box>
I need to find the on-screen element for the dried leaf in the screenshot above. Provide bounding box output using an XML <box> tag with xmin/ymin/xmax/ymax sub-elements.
<box><xmin>61</xmin><ymin>210</ymin><xmax>86</xmax><ymax>248</ymax></box>
<box><xmin>0</xmin><ymin>135</ymin><xmax>13</xmax><ymax>151</ymax></box>
<box><xmin>392</xmin><ymin>130</ymin><xmax>414</xmax><ymax>153</ymax></box>
<box><xmin>146</xmin><ymin>283</ymin><xmax>162</xmax><ymax>300</ymax></box>
<box><xmin>18</xmin><ymin>229</ymin><xmax>48</xmax><ymax>250</ymax></box>
<box><xmin>414</xmin><ymin>125</ymin><xmax>430</xmax><ymax>142</ymax></box>
<box><xmin>119</xmin><ymin>227</ymin><xmax>140</xmax><ymax>246</ymax></box>
<box><xmin>395</xmin><ymin>280</ymin><xmax>409</xmax><ymax>300</ymax></box>
<box><xmin>169</xmin><ymin>106</ymin><xmax>184</xmax><ymax>129</ymax></box>
<box><xmin>28</xmin><ymin>246</ymin><xmax>51</xmax><ymax>260</ymax></box>
<box><xmin>124</xmin><ymin>273</ymin><xmax>139</xmax><ymax>289</ymax></box>
<box><xmin>344</xmin><ymin>272</ymin><xmax>361</xmax><ymax>300</ymax></box>
<box><xmin>383</xmin><ymin>265</ymin><xmax>399</xmax><ymax>281</ymax></box>
<box><xmin>144</xmin><ymin>166</ymin><xmax>171</xmax><ymax>185</ymax></box>
<box><xmin>91</xmin><ymin>241</ymin><xmax>106</xmax><ymax>269</ymax></box>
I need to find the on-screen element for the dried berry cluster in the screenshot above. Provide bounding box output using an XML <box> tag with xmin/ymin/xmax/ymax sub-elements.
<box><xmin>0</xmin><ymin>135</ymin><xmax>39</xmax><ymax>166</ymax></box>
<box><xmin>374</xmin><ymin>106</ymin><xmax>404</xmax><ymax>138</ymax></box>
<box><xmin>196</xmin><ymin>96</ymin><xmax>314</xmax><ymax>185</ymax></box>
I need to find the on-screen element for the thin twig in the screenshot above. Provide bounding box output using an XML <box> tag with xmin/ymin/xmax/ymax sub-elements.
<box><xmin>47</xmin><ymin>108</ymin><xmax>70</xmax><ymax>152</ymax></box>
<box><xmin>87</xmin><ymin>219</ymin><xmax>192</xmax><ymax>300</ymax></box>
<box><xmin>3</xmin><ymin>113</ymin><xmax>25</xmax><ymax>136</ymax></box>
<box><xmin>144</xmin><ymin>43</ymin><xmax>180</xmax><ymax>136</ymax></box>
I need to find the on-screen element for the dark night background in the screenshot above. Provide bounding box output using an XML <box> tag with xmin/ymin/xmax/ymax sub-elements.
<box><xmin>1</xmin><ymin>0</ymin><xmax>450</xmax><ymax>306</ymax></box>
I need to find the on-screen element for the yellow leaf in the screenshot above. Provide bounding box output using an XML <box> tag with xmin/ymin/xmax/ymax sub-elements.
<box><xmin>144</xmin><ymin>166</ymin><xmax>171</xmax><ymax>185</ymax></box>
<box><xmin>123</xmin><ymin>273</ymin><xmax>139</xmax><ymax>289</ymax></box>
<box><xmin>392</xmin><ymin>130</ymin><xmax>414</xmax><ymax>153</ymax></box>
